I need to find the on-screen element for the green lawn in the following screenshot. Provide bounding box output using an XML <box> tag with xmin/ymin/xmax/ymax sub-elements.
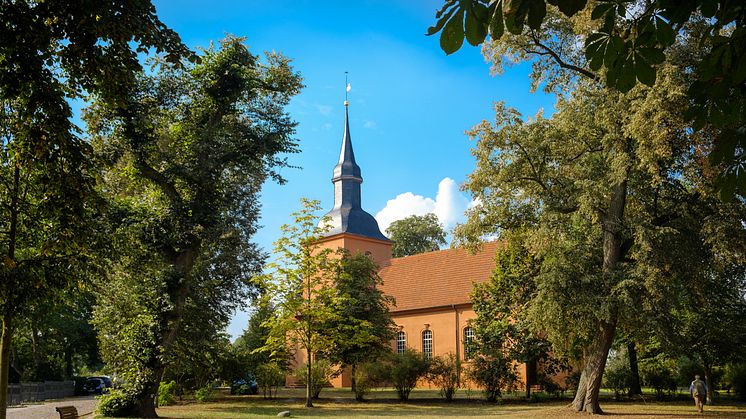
<box><xmin>140</xmin><ymin>388</ymin><xmax>746</xmax><ymax>418</ymax></box>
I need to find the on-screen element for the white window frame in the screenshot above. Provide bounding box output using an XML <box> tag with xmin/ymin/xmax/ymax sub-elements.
<box><xmin>396</xmin><ymin>331</ymin><xmax>407</xmax><ymax>354</ymax></box>
<box><xmin>422</xmin><ymin>330</ymin><xmax>433</xmax><ymax>359</ymax></box>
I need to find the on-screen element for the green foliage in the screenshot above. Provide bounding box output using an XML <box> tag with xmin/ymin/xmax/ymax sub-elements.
<box><xmin>467</xmin><ymin>349</ymin><xmax>516</xmax><ymax>402</ymax></box>
<box><xmin>428</xmin><ymin>353</ymin><xmax>460</xmax><ymax>402</ymax></box>
<box><xmin>97</xmin><ymin>390</ymin><xmax>137</xmax><ymax>417</ymax></box>
<box><xmin>255</xmin><ymin>362</ymin><xmax>285</xmax><ymax>399</ymax></box>
<box><xmin>603</xmin><ymin>352</ymin><xmax>633</xmax><ymax>400</ymax></box>
<box><xmin>88</xmin><ymin>35</ymin><xmax>302</xmax><ymax>414</ymax></box>
<box><xmin>321</xmin><ymin>252</ymin><xmax>397</xmax><ymax>377</ymax></box>
<box><xmin>352</xmin><ymin>363</ymin><xmax>379</xmax><ymax>402</ymax></box>
<box><xmin>386</xmin><ymin>213</ymin><xmax>447</xmax><ymax>257</ymax></box>
<box><xmin>158</xmin><ymin>380</ymin><xmax>178</xmax><ymax>407</ymax></box>
<box><xmin>385</xmin><ymin>349</ymin><xmax>431</xmax><ymax>401</ymax></box>
<box><xmin>429</xmin><ymin>0</ymin><xmax>745</xmax><ymax>198</ymax></box>
<box><xmin>293</xmin><ymin>360</ymin><xmax>335</xmax><ymax>399</ymax></box>
<box><xmin>725</xmin><ymin>363</ymin><xmax>746</xmax><ymax>401</ymax></box>
<box><xmin>640</xmin><ymin>356</ymin><xmax>677</xmax><ymax>400</ymax></box>
<box><xmin>234</xmin><ymin>300</ymin><xmax>286</xmax><ymax>377</ymax></box>
<box><xmin>194</xmin><ymin>384</ymin><xmax>217</xmax><ymax>403</ymax></box>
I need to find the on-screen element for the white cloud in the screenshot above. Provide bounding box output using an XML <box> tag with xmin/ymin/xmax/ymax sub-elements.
<box><xmin>363</xmin><ymin>120</ymin><xmax>377</xmax><ymax>129</ymax></box>
<box><xmin>323</xmin><ymin>122</ymin><xmax>333</xmax><ymax>130</ymax></box>
<box><xmin>375</xmin><ymin>177</ymin><xmax>473</xmax><ymax>234</ymax></box>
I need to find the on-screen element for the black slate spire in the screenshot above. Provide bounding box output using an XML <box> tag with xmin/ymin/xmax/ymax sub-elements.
<box><xmin>321</xmin><ymin>101</ymin><xmax>389</xmax><ymax>241</ymax></box>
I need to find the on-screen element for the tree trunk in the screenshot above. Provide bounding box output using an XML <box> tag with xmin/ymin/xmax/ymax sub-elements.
<box><xmin>305</xmin><ymin>346</ymin><xmax>313</xmax><ymax>407</ymax></box>
<box><xmin>135</xmin><ymin>249</ymin><xmax>197</xmax><ymax>418</ymax></box>
<box><xmin>351</xmin><ymin>364</ymin><xmax>356</xmax><ymax>394</ymax></box>
<box><xmin>571</xmin><ymin>318</ymin><xmax>618</xmax><ymax>413</ymax></box>
<box><xmin>627</xmin><ymin>341</ymin><xmax>642</xmax><ymax>396</ymax></box>
<box><xmin>1</xmin><ymin>168</ymin><xmax>20</xmax><ymax>419</ymax></box>
<box><xmin>704</xmin><ymin>363</ymin><xmax>714</xmax><ymax>405</ymax></box>
<box><xmin>0</xmin><ymin>312</ymin><xmax>12</xmax><ymax>419</ymax></box>
<box><xmin>571</xmin><ymin>179</ymin><xmax>628</xmax><ymax>414</ymax></box>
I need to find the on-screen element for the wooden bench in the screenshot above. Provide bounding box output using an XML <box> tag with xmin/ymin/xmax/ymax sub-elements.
<box><xmin>56</xmin><ymin>406</ymin><xmax>78</xmax><ymax>419</ymax></box>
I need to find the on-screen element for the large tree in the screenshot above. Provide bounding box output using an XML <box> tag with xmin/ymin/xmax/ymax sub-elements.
<box><xmin>86</xmin><ymin>37</ymin><xmax>302</xmax><ymax>417</ymax></box>
<box><xmin>386</xmin><ymin>213</ymin><xmax>447</xmax><ymax>257</ymax></box>
<box><xmin>454</xmin><ymin>40</ymin><xmax>745</xmax><ymax>411</ymax></box>
<box><xmin>0</xmin><ymin>2</ymin><xmax>191</xmax><ymax>416</ymax></box>
<box><xmin>469</xmin><ymin>232</ymin><xmax>567</xmax><ymax>400</ymax></box>
<box><xmin>428</xmin><ymin>0</ymin><xmax>745</xmax><ymax>198</ymax></box>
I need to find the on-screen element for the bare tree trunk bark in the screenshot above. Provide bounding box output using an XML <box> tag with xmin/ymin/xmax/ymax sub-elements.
<box><xmin>628</xmin><ymin>341</ymin><xmax>642</xmax><ymax>396</ymax></box>
<box><xmin>0</xmin><ymin>312</ymin><xmax>12</xmax><ymax>419</ymax></box>
<box><xmin>571</xmin><ymin>179</ymin><xmax>628</xmax><ymax>414</ymax></box>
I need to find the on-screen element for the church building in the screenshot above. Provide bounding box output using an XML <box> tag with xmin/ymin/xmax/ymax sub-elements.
<box><xmin>311</xmin><ymin>100</ymin><xmax>525</xmax><ymax>388</ymax></box>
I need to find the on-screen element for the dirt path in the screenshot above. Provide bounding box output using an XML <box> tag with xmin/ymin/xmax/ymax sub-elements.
<box><xmin>6</xmin><ymin>395</ymin><xmax>97</xmax><ymax>419</ymax></box>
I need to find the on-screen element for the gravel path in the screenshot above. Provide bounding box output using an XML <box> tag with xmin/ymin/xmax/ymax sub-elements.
<box><xmin>6</xmin><ymin>395</ymin><xmax>97</xmax><ymax>419</ymax></box>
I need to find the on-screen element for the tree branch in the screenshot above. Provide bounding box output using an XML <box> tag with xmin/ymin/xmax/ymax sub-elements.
<box><xmin>529</xmin><ymin>31</ymin><xmax>599</xmax><ymax>81</ymax></box>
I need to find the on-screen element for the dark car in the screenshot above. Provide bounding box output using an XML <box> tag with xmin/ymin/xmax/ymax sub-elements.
<box><xmin>230</xmin><ymin>377</ymin><xmax>258</xmax><ymax>395</ymax></box>
<box><xmin>82</xmin><ymin>378</ymin><xmax>106</xmax><ymax>395</ymax></box>
<box><xmin>90</xmin><ymin>376</ymin><xmax>114</xmax><ymax>389</ymax></box>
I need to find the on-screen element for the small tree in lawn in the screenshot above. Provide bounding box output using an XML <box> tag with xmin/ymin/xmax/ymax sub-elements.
<box><xmin>257</xmin><ymin>198</ymin><xmax>341</xmax><ymax>408</ymax></box>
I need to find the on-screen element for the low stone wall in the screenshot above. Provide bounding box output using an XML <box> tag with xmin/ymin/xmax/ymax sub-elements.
<box><xmin>8</xmin><ymin>381</ymin><xmax>75</xmax><ymax>406</ymax></box>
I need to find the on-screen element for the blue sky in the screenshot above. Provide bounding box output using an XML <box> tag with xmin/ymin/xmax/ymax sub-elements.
<box><xmin>151</xmin><ymin>0</ymin><xmax>554</xmax><ymax>340</ymax></box>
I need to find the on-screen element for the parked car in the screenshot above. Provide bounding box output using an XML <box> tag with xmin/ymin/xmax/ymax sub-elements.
<box><xmin>230</xmin><ymin>377</ymin><xmax>258</xmax><ymax>395</ymax></box>
<box><xmin>90</xmin><ymin>376</ymin><xmax>114</xmax><ymax>389</ymax></box>
<box><xmin>82</xmin><ymin>378</ymin><xmax>106</xmax><ymax>395</ymax></box>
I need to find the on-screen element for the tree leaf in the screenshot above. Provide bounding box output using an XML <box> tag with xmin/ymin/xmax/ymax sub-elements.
<box><xmin>547</xmin><ymin>0</ymin><xmax>587</xmax><ymax>17</ymax></box>
<box><xmin>441</xmin><ymin>9</ymin><xmax>466</xmax><ymax>55</ymax></box>
<box><xmin>527</xmin><ymin>0</ymin><xmax>547</xmax><ymax>30</ymax></box>
<box><xmin>591</xmin><ymin>2</ymin><xmax>614</xmax><ymax>20</ymax></box>
<box><xmin>634</xmin><ymin>55</ymin><xmax>656</xmax><ymax>86</ymax></box>
<box><xmin>465</xmin><ymin>5</ymin><xmax>489</xmax><ymax>46</ymax></box>
<box><xmin>489</xmin><ymin>0</ymin><xmax>505</xmax><ymax>39</ymax></box>
<box><xmin>427</xmin><ymin>4</ymin><xmax>459</xmax><ymax>35</ymax></box>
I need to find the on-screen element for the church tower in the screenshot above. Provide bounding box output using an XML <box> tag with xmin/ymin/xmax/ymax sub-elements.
<box><xmin>317</xmin><ymin>100</ymin><xmax>392</xmax><ymax>267</ymax></box>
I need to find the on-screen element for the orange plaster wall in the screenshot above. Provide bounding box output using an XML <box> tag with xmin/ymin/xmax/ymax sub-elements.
<box><xmin>317</xmin><ymin>234</ymin><xmax>392</xmax><ymax>267</ymax></box>
<box><xmin>390</xmin><ymin>306</ymin><xmax>529</xmax><ymax>389</ymax></box>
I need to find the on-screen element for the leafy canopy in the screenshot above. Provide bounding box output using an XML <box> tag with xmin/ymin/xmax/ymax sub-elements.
<box><xmin>386</xmin><ymin>213</ymin><xmax>447</xmax><ymax>257</ymax></box>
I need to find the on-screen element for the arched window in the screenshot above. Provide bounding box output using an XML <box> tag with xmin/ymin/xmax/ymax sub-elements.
<box><xmin>422</xmin><ymin>330</ymin><xmax>433</xmax><ymax>359</ymax></box>
<box><xmin>396</xmin><ymin>331</ymin><xmax>406</xmax><ymax>354</ymax></box>
<box><xmin>463</xmin><ymin>327</ymin><xmax>475</xmax><ymax>359</ymax></box>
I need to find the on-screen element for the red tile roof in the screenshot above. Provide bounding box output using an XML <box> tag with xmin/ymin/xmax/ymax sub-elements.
<box><xmin>379</xmin><ymin>241</ymin><xmax>501</xmax><ymax>312</ymax></box>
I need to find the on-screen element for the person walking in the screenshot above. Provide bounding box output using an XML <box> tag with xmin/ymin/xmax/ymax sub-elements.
<box><xmin>689</xmin><ymin>374</ymin><xmax>707</xmax><ymax>413</ymax></box>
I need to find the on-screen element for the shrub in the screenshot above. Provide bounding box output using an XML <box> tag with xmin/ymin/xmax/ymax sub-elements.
<box><xmin>604</xmin><ymin>356</ymin><xmax>633</xmax><ymax>400</ymax></box>
<box><xmin>195</xmin><ymin>383</ymin><xmax>216</xmax><ymax>402</ymax></box>
<box><xmin>725</xmin><ymin>362</ymin><xmax>746</xmax><ymax>400</ymax></box>
<box><xmin>467</xmin><ymin>351</ymin><xmax>516</xmax><ymax>402</ymax></box>
<box><xmin>640</xmin><ymin>357</ymin><xmax>677</xmax><ymax>400</ymax></box>
<box><xmin>97</xmin><ymin>390</ymin><xmax>137</xmax><ymax>417</ymax></box>
<box><xmin>256</xmin><ymin>362</ymin><xmax>285</xmax><ymax>399</ymax></box>
<box><xmin>293</xmin><ymin>359</ymin><xmax>335</xmax><ymax>399</ymax></box>
<box><xmin>428</xmin><ymin>353</ymin><xmax>460</xmax><ymax>401</ymax></box>
<box><xmin>158</xmin><ymin>380</ymin><xmax>178</xmax><ymax>406</ymax></box>
<box><xmin>352</xmin><ymin>362</ymin><xmax>380</xmax><ymax>402</ymax></box>
<box><xmin>387</xmin><ymin>349</ymin><xmax>430</xmax><ymax>401</ymax></box>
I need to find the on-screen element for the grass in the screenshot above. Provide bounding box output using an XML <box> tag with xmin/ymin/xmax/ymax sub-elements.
<box><xmin>139</xmin><ymin>387</ymin><xmax>746</xmax><ymax>419</ymax></box>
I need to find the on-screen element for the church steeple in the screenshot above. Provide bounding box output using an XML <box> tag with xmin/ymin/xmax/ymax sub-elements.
<box><xmin>321</xmin><ymin>101</ymin><xmax>389</xmax><ymax>241</ymax></box>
